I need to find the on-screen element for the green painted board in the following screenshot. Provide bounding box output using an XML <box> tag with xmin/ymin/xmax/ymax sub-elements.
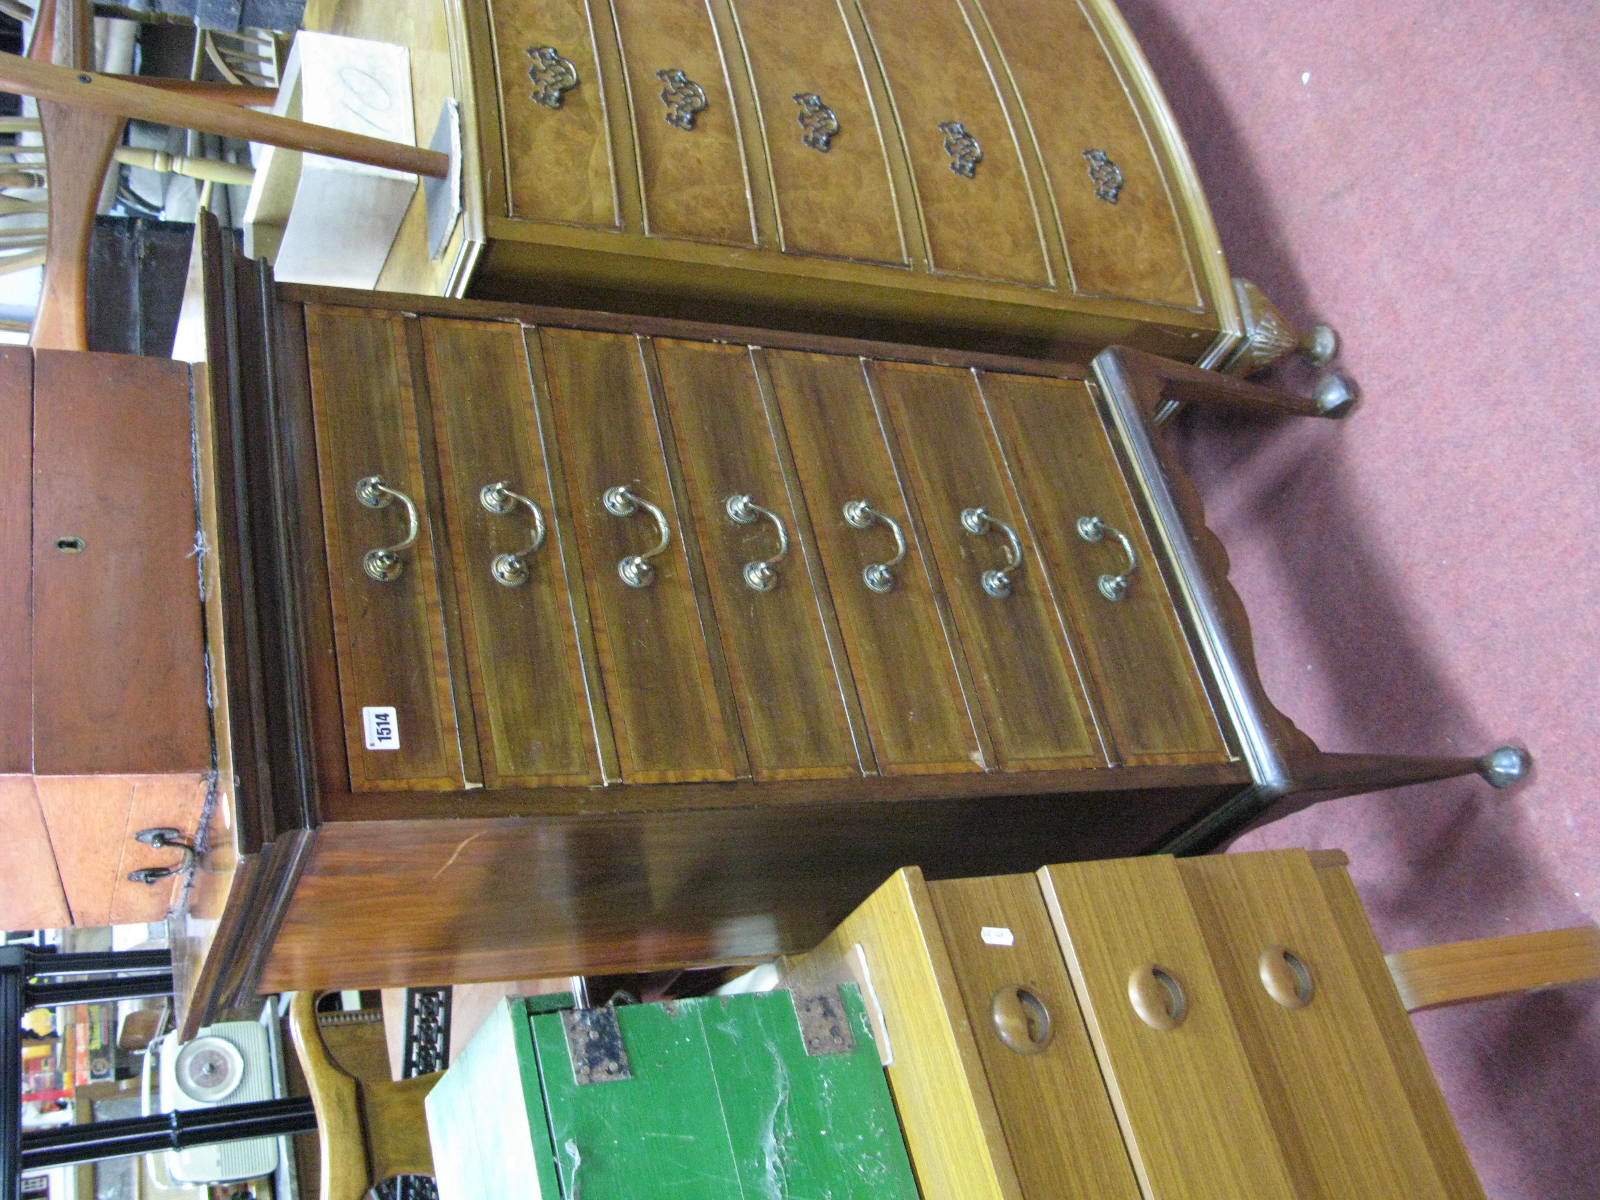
<box><xmin>433</xmin><ymin>987</ymin><xmax>919</xmax><ymax>1199</ymax></box>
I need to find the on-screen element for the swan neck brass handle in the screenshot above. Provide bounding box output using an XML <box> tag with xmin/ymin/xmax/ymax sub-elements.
<box><xmin>480</xmin><ymin>481</ymin><xmax>548</xmax><ymax>588</ymax></box>
<box><xmin>1077</xmin><ymin>515</ymin><xmax>1138</xmax><ymax>601</ymax></box>
<box><xmin>725</xmin><ymin>493</ymin><xmax>789</xmax><ymax>592</ymax></box>
<box><xmin>356</xmin><ymin>475</ymin><xmax>420</xmax><ymax>583</ymax></box>
<box><xmin>960</xmin><ymin>506</ymin><xmax>1024</xmax><ymax>598</ymax></box>
<box><xmin>843</xmin><ymin>499</ymin><xmax>907</xmax><ymax>594</ymax></box>
<box><xmin>604</xmin><ymin>485</ymin><xmax>672</xmax><ymax>588</ymax></box>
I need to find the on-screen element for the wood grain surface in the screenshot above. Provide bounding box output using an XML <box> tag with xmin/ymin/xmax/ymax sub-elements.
<box><xmin>981</xmin><ymin>370</ymin><xmax>1226</xmax><ymax>763</ymax></box>
<box><xmin>762</xmin><ymin>348</ymin><xmax>984</xmax><ymax>774</ymax></box>
<box><xmin>0</xmin><ymin>776</ymin><xmax>69</xmax><ymax>929</ymax></box>
<box><xmin>0</xmin><ymin>347</ymin><xmax>29</xmax><ymax>774</ymax></box>
<box><xmin>1039</xmin><ymin>856</ymin><xmax>1299</xmax><ymax>1199</ymax></box>
<box><xmin>926</xmin><ymin>873</ymin><xmax>1142</xmax><ymax>1199</ymax></box>
<box><xmin>873</xmin><ymin>360</ymin><xmax>1106</xmax><ymax>770</ymax></box>
<box><xmin>653</xmin><ymin>337</ymin><xmax>864</xmax><ymax>780</ymax></box>
<box><xmin>422</xmin><ymin>317</ymin><xmax>604</xmax><ymax>787</ymax></box>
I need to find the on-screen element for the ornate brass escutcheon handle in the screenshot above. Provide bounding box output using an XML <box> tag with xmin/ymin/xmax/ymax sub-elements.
<box><xmin>960</xmin><ymin>506</ymin><xmax>1024</xmax><ymax>598</ymax></box>
<box><xmin>356</xmin><ymin>475</ymin><xmax>420</xmax><ymax>583</ymax></box>
<box><xmin>793</xmin><ymin>92</ymin><xmax>840</xmax><ymax>152</ymax></box>
<box><xmin>604</xmin><ymin>485</ymin><xmax>672</xmax><ymax>588</ymax></box>
<box><xmin>1082</xmin><ymin>147</ymin><xmax>1124</xmax><ymax>204</ymax></box>
<box><xmin>657</xmin><ymin>68</ymin><xmax>708</xmax><ymax>130</ymax></box>
<box><xmin>938</xmin><ymin>120</ymin><xmax>982</xmax><ymax>178</ymax></box>
<box><xmin>526</xmin><ymin>46</ymin><xmax>579</xmax><ymax>109</ymax></box>
<box><xmin>1076</xmin><ymin>515</ymin><xmax>1138</xmax><ymax>601</ymax></box>
<box><xmin>480</xmin><ymin>481</ymin><xmax>548</xmax><ymax>588</ymax></box>
<box><xmin>725</xmin><ymin>493</ymin><xmax>789</xmax><ymax>592</ymax></box>
<box><xmin>843</xmin><ymin>499</ymin><xmax>907</xmax><ymax>594</ymax></box>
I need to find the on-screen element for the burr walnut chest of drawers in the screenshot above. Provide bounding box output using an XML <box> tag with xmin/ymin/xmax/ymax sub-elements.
<box><xmin>304</xmin><ymin>0</ymin><xmax>1251</xmax><ymax>366</ymax></box>
<box><xmin>168</xmin><ymin>221</ymin><xmax>1506</xmax><ymax>1032</ymax></box>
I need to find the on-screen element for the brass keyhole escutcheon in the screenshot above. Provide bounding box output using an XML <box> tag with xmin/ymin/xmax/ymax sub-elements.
<box><xmin>1258</xmin><ymin>945</ymin><xmax>1315</xmax><ymax>1009</ymax></box>
<box><xmin>55</xmin><ymin>535</ymin><xmax>86</xmax><ymax>554</ymax></box>
<box><xmin>1128</xmin><ymin>964</ymin><xmax>1188</xmax><ymax>1031</ymax></box>
<box><xmin>990</xmin><ymin>985</ymin><xmax>1052</xmax><ymax>1054</ymax></box>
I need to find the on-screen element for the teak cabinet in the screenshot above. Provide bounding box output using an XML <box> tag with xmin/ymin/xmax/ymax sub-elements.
<box><xmin>171</xmin><ymin>222</ymin><xmax>1506</xmax><ymax>1032</ymax></box>
<box><xmin>307</xmin><ymin>0</ymin><xmax>1257</xmax><ymax>365</ymax></box>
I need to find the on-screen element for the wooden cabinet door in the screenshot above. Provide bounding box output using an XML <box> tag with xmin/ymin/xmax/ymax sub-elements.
<box><xmin>873</xmin><ymin>361</ymin><xmax>1104</xmax><ymax>771</ymax></box>
<box><xmin>610</xmin><ymin>0</ymin><xmax>756</xmax><ymax>245</ymax></box>
<box><xmin>536</xmin><ymin>327</ymin><xmax>741</xmax><ymax>783</ymax></box>
<box><xmin>970</xmin><ymin>0</ymin><xmax>1199</xmax><ymax>308</ymax></box>
<box><xmin>979</xmin><ymin>371</ymin><xmax>1226</xmax><ymax>764</ymax></box>
<box><xmin>422</xmin><ymin>318</ymin><xmax>604</xmax><ymax>788</ymax></box>
<box><xmin>762</xmin><ymin>349</ymin><xmax>983</xmax><ymax>776</ymax></box>
<box><xmin>853</xmin><ymin>0</ymin><xmax>1049</xmax><ymax>286</ymax></box>
<box><xmin>490</xmin><ymin>0</ymin><xmax>622</xmax><ymax>229</ymax></box>
<box><xmin>653</xmin><ymin>338</ymin><xmax>866</xmax><ymax>780</ymax></box>
<box><xmin>727</xmin><ymin>0</ymin><xmax>906</xmax><ymax>265</ymax></box>
<box><xmin>305</xmin><ymin>307</ymin><xmax>470</xmax><ymax>790</ymax></box>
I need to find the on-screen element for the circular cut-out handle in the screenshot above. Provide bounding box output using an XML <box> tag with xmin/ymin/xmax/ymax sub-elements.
<box><xmin>1258</xmin><ymin>945</ymin><xmax>1315</xmax><ymax>1009</ymax></box>
<box><xmin>990</xmin><ymin>986</ymin><xmax>1052</xmax><ymax>1054</ymax></box>
<box><xmin>1128</xmin><ymin>964</ymin><xmax>1188</xmax><ymax>1031</ymax></box>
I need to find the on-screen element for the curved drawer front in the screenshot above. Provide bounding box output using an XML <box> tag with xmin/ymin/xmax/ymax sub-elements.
<box><xmin>854</xmin><ymin>0</ymin><xmax>1051</xmax><ymax>287</ymax></box>
<box><xmin>490</xmin><ymin>0</ymin><xmax>622</xmax><ymax>228</ymax></box>
<box><xmin>306</xmin><ymin>306</ymin><xmax>469</xmax><ymax>790</ymax></box>
<box><xmin>728</xmin><ymin>0</ymin><xmax>907</xmax><ymax>265</ymax></box>
<box><xmin>971</xmin><ymin>0</ymin><xmax>1200</xmax><ymax>308</ymax></box>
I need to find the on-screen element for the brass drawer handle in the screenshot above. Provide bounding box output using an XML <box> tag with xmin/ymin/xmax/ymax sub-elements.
<box><xmin>657</xmin><ymin>68</ymin><xmax>708</xmax><ymax>130</ymax></box>
<box><xmin>604</xmin><ymin>484</ymin><xmax>672</xmax><ymax>588</ymax></box>
<box><xmin>938</xmin><ymin>120</ymin><xmax>982</xmax><ymax>178</ymax></box>
<box><xmin>1076</xmin><ymin>515</ymin><xmax>1138</xmax><ymax>601</ymax></box>
<box><xmin>356</xmin><ymin>475</ymin><xmax>420</xmax><ymax>583</ymax></box>
<box><xmin>479</xmin><ymin>481</ymin><xmax>548</xmax><ymax>588</ymax></box>
<box><xmin>843</xmin><ymin>499</ymin><xmax>907</xmax><ymax>594</ymax></box>
<box><xmin>526</xmin><ymin>46</ymin><xmax>579</xmax><ymax>109</ymax></box>
<box><xmin>960</xmin><ymin>506</ymin><xmax>1024</xmax><ymax>598</ymax></box>
<box><xmin>1082</xmin><ymin>147</ymin><xmax>1124</xmax><ymax>204</ymax></box>
<box><xmin>793</xmin><ymin>92</ymin><xmax>839</xmax><ymax>152</ymax></box>
<box><xmin>725</xmin><ymin>493</ymin><xmax>789</xmax><ymax>592</ymax></box>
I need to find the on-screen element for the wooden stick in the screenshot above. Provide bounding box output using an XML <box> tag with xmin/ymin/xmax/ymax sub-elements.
<box><xmin>105</xmin><ymin>74</ymin><xmax>279</xmax><ymax>109</ymax></box>
<box><xmin>0</xmin><ymin>51</ymin><xmax>449</xmax><ymax>179</ymax></box>
<box><xmin>1387</xmin><ymin>926</ymin><xmax>1600</xmax><ymax>1012</ymax></box>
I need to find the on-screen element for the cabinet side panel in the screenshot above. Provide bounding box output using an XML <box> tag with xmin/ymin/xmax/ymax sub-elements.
<box><xmin>0</xmin><ymin>347</ymin><xmax>30</xmax><ymax>774</ymax></box>
<box><xmin>536</xmin><ymin>326</ymin><xmax>739</xmax><ymax>783</ymax></box>
<box><xmin>980</xmin><ymin>371</ymin><xmax>1226</xmax><ymax>763</ymax></box>
<box><xmin>304</xmin><ymin>306</ymin><xmax>467</xmax><ymax>790</ymax></box>
<box><xmin>422</xmin><ymin>318</ymin><xmax>603</xmax><ymax>787</ymax></box>
<box><xmin>0</xmin><ymin>776</ymin><xmax>70</xmax><ymax>929</ymax></box>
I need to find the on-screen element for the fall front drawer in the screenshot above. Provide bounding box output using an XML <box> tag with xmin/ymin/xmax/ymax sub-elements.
<box><xmin>302</xmin><ymin>302</ymin><xmax>1228</xmax><ymax>794</ymax></box>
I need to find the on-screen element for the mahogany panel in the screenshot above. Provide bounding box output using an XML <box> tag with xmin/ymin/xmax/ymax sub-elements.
<box><xmin>258</xmin><ymin>780</ymin><xmax>1236</xmax><ymax>992</ymax></box>
<box><xmin>872</xmin><ymin>359</ymin><xmax>1105</xmax><ymax>771</ymax></box>
<box><xmin>536</xmin><ymin>326</ymin><xmax>740</xmax><ymax>783</ymax></box>
<box><xmin>728</xmin><ymin>0</ymin><xmax>906</xmax><ymax>264</ymax></box>
<box><xmin>421</xmin><ymin>318</ymin><xmax>604</xmax><ymax>787</ymax></box>
<box><xmin>610</xmin><ymin>0</ymin><xmax>756</xmax><ymax>245</ymax></box>
<box><xmin>490</xmin><ymin>0</ymin><xmax>621</xmax><ymax>228</ymax></box>
<box><xmin>0</xmin><ymin>777</ymin><xmax>69</xmax><ymax>931</ymax></box>
<box><xmin>304</xmin><ymin>306</ymin><xmax>468</xmax><ymax>790</ymax></box>
<box><xmin>30</xmin><ymin>352</ymin><xmax>209</xmax><ymax>775</ymax></box>
<box><xmin>853</xmin><ymin>0</ymin><xmax>1049</xmax><ymax>285</ymax></box>
<box><xmin>972</xmin><ymin>0</ymin><xmax>1198</xmax><ymax>307</ymax></box>
<box><xmin>106</xmin><ymin>774</ymin><xmax>209</xmax><ymax>924</ymax></box>
<box><xmin>979</xmin><ymin>370</ymin><xmax>1226</xmax><ymax>763</ymax></box>
<box><xmin>0</xmin><ymin>347</ymin><xmax>30</xmax><ymax>774</ymax></box>
<box><xmin>762</xmin><ymin>348</ymin><xmax>983</xmax><ymax>775</ymax></box>
<box><xmin>653</xmin><ymin>337</ymin><xmax>864</xmax><ymax>780</ymax></box>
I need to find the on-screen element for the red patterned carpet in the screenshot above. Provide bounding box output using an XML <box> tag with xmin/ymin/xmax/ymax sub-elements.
<box><xmin>1116</xmin><ymin>1</ymin><xmax>1600</xmax><ymax>1194</ymax></box>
